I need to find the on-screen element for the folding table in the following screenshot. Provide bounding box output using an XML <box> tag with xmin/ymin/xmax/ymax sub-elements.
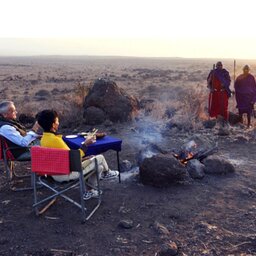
<box><xmin>63</xmin><ymin>135</ymin><xmax>122</xmax><ymax>182</ymax></box>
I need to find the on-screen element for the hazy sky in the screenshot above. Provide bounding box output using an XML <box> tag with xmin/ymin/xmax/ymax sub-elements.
<box><xmin>1</xmin><ymin>0</ymin><xmax>256</xmax><ymax>58</ymax></box>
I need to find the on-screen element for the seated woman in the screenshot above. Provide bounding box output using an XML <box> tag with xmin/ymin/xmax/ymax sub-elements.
<box><xmin>37</xmin><ymin>109</ymin><xmax>118</xmax><ymax>200</ymax></box>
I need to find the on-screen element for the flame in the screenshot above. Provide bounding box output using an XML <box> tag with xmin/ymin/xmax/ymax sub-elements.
<box><xmin>174</xmin><ymin>151</ymin><xmax>194</xmax><ymax>165</ymax></box>
<box><xmin>187</xmin><ymin>152</ymin><xmax>194</xmax><ymax>159</ymax></box>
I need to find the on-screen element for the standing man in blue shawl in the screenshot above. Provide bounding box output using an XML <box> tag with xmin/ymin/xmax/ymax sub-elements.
<box><xmin>234</xmin><ymin>65</ymin><xmax>256</xmax><ymax>128</ymax></box>
<box><xmin>207</xmin><ymin>61</ymin><xmax>232</xmax><ymax>120</ymax></box>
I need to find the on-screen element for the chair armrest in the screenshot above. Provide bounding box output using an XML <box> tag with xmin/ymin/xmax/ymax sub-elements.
<box><xmin>3</xmin><ymin>145</ymin><xmax>31</xmax><ymax>161</ymax></box>
<box><xmin>69</xmin><ymin>150</ymin><xmax>82</xmax><ymax>172</ymax></box>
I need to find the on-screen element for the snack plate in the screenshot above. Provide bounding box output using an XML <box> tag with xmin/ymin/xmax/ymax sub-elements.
<box><xmin>65</xmin><ymin>135</ymin><xmax>78</xmax><ymax>139</ymax></box>
<box><xmin>78</xmin><ymin>132</ymin><xmax>89</xmax><ymax>136</ymax></box>
<box><xmin>96</xmin><ymin>132</ymin><xmax>106</xmax><ymax>139</ymax></box>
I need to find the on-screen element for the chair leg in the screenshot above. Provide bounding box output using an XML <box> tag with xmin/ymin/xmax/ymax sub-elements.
<box><xmin>32</xmin><ymin>173</ymin><xmax>39</xmax><ymax>215</ymax></box>
<box><xmin>32</xmin><ymin>169</ymin><xmax>101</xmax><ymax>222</ymax></box>
<box><xmin>4</xmin><ymin>159</ymin><xmax>13</xmax><ymax>181</ymax></box>
<box><xmin>9</xmin><ymin>168</ymin><xmax>33</xmax><ymax>192</ymax></box>
<box><xmin>84</xmin><ymin>158</ymin><xmax>101</xmax><ymax>221</ymax></box>
<box><xmin>79</xmin><ymin>172</ymin><xmax>87</xmax><ymax>223</ymax></box>
<box><xmin>117</xmin><ymin>151</ymin><xmax>121</xmax><ymax>183</ymax></box>
<box><xmin>95</xmin><ymin>158</ymin><xmax>101</xmax><ymax>201</ymax></box>
<box><xmin>3</xmin><ymin>157</ymin><xmax>32</xmax><ymax>191</ymax></box>
<box><xmin>13</xmin><ymin>167</ymin><xmax>31</xmax><ymax>179</ymax></box>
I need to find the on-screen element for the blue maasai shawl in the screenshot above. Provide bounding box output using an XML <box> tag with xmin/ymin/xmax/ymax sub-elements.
<box><xmin>213</xmin><ymin>68</ymin><xmax>231</xmax><ymax>97</ymax></box>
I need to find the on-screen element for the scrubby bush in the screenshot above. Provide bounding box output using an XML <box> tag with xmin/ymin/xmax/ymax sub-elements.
<box><xmin>139</xmin><ymin>84</ymin><xmax>209</xmax><ymax>130</ymax></box>
<box><xmin>174</xmin><ymin>84</ymin><xmax>208</xmax><ymax>129</ymax></box>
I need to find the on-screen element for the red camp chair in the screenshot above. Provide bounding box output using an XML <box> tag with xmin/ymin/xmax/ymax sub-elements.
<box><xmin>31</xmin><ymin>146</ymin><xmax>101</xmax><ymax>222</ymax></box>
<box><xmin>0</xmin><ymin>135</ymin><xmax>32</xmax><ymax>191</ymax></box>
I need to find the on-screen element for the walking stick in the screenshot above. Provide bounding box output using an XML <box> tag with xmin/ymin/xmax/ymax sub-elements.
<box><xmin>208</xmin><ymin>64</ymin><xmax>215</xmax><ymax>119</ymax></box>
<box><xmin>232</xmin><ymin>59</ymin><xmax>236</xmax><ymax>112</ymax></box>
<box><xmin>233</xmin><ymin>59</ymin><xmax>236</xmax><ymax>85</ymax></box>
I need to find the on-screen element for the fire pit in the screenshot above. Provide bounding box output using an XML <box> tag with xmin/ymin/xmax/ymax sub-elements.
<box><xmin>139</xmin><ymin>135</ymin><xmax>227</xmax><ymax>187</ymax></box>
<box><xmin>173</xmin><ymin>137</ymin><xmax>218</xmax><ymax>165</ymax></box>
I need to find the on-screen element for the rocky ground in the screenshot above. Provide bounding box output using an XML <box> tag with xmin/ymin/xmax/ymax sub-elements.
<box><xmin>0</xmin><ymin>57</ymin><xmax>256</xmax><ymax>256</ymax></box>
<box><xmin>1</xmin><ymin>120</ymin><xmax>256</xmax><ymax>256</ymax></box>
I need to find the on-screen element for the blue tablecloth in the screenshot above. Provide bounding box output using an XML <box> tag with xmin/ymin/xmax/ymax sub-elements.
<box><xmin>63</xmin><ymin>135</ymin><xmax>122</xmax><ymax>156</ymax></box>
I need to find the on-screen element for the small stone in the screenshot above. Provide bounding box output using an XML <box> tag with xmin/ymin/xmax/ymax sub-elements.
<box><xmin>202</xmin><ymin>119</ymin><xmax>216</xmax><ymax>129</ymax></box>
<box><xmin>158</xmin><ymin>241</ymin><xmax>178</xmax><ymax>256</ymax></box>
<box><xmin>186</xmin><ymin>159</ymin><xmax>205</xmax><ymax>179</ymax></box>
<box><xmin>154</xmin><ymin>221</ymin><xmax>170</xmax><ymax>236</ymax></box>
<box><xmin>217</xmin><ymin>127</ymin><xmax>230</xmax><ymax>136</ymax></box>
<box><xmin>118</xmin><ymin>219</ymin><xmax>134</xmax><ymax>229</ymax></box>
<box><xmin>120</xmin><ymin>160</ymin><xmax>132</xmax><ymax>172</ymax></box>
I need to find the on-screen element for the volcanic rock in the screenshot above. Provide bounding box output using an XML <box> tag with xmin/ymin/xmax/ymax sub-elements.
<box><xmin>186</xmin><ymin>159</ymin><xmax>205</xmax><ymax>179</ymax></box>
<box><xmin>83</xmin><ymin>78</ymin><xmax>139</xmax><ymax>123</ymax></box>
<box><xmin>139</xmin><ymin>154</ymin><xmax>188</xmax><ymax>187</ymax></box>
<box><xmin>120</xmin><ymin>160</ymin><xmax>132</xmax><ymax>173</ymax></box>
<box><xmin>83</xmin><ymin>106</ymin><xmax>106</xmax><ymax>125</ymax></box>
<box><xmin>202</xmin><ymin>119</ymin><xmax>216</xmax><ymax>129</ymax></box>
<box><xmin>203</xmin><ymin>155</ymin><xmax>235</xmax><ymax>174</ymax></box>
<box><xmin>34</xmin><ymin>89</ymin><xmax>51</xmax><ymax>101</ymax></box>
<box><xmin>18</xmin><ymin>113</ymin><xmax>36</xmax><ymax>128</ymax></box>
<box><xmin>158</xmin><ymin>241</ymin><xmax>178</xmax><ymax>256</ymax></box>
<box><xmin>228</xmin><ymin>111</ymin><xmax>241</xmax><ymax>125</ymax></box>
<box><xmin>118</xmin><ymin>219</ymin><xmax>134</xmax><ymax>229</ymax></box>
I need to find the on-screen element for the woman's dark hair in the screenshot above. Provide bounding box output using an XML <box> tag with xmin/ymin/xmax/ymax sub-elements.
<box><xmin>37</xmin><ymin>109</ymin><xmax>58</xmax><ymax>132</ymax></box>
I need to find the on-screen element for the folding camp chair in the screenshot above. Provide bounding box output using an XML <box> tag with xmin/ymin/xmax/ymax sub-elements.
<box><xmin>31</xmin><ymin>146</ymin><xmax>101</xmax><ymax>222</ymax></box>
<box><xmin>0</xmin><ymin>135</ymin><xmax>32</xmax><ymax>191</ymax></box>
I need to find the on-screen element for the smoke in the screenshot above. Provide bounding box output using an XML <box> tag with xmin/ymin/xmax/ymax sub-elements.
<box><xmin>130</xmin><ymin>115</ymin><xmax>164</xmax><ymax>149</ymax></box>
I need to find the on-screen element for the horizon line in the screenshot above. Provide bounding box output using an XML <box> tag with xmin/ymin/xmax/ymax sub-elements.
<box><xmin>0</xmin><ymin>54</ymin><xmax>255</xmax><ymax>61</ymax></box>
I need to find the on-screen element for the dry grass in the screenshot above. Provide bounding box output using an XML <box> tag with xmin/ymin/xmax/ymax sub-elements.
<box><xmin>169</xmin><ymin>84</ymin><xmax>209</xmax><ymax>130</ymax></box>
<box><xmin>140</xmin><ymin>84</ymin><xmax>209</xmax><ymax>130</ymax></box>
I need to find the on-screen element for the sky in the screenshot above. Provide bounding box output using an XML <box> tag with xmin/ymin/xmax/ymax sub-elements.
<box><xmin>0</xmin><ymin>0</ymin><xmax>256</xmax><ymax>59</ymax></box>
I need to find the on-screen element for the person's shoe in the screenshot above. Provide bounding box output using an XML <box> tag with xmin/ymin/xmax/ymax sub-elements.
<box><xmin>101</xmin><ymin>170</ymin><xmax>119</xmax><ymax>180</ymax></box>
<box><xmin>83</xmin><ymin>189</ymin><xmax>102</xmax><ymax>200</ymax></box>
<box><xmin>83</xmin><ymin>190</ymin><xmax>93</xmax><ymax>200</ymax></box>
<box><xmin>90</xmin><ymin>188</ymin><xmax>103</xmax><ymax>198</ymax></box>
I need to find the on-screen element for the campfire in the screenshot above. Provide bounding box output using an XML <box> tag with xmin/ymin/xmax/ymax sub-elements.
<box><xmin>137</xmin><ymin>136</ymin><xmax>218</xmax><ymax>167</ymax></box>
<box><xmin>173</xmin><ymin>138</ymin><xmax>218</xmax><ymax>165</ymax></box>
<box><xmin>138</xmin><ymin>135</ymin><xmax>228</xmax><ymax>187</ymax></box>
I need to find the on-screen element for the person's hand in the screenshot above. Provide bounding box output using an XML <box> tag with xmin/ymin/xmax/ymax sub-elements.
<box><xmin>83</xmin><ymin>135</ymin><xmax>94</xmax><ymax>146</ymax></box>
<box><xmin>81</xmin><ymin>137</ymin><xmax>94</xmax><ymax>154</ymax></box>
<box><xmin>31</xmin><ymin>121</ymin><xmax>42</xmax><ymax>133</ymax></box>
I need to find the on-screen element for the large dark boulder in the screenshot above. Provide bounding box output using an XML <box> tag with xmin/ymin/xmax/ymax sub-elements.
<box><xmin>139</xmin><ymin>154</ymin><xmax>188</xmax><ymax>187</ymax></box>
<box><xmin>34</xmin><ymin>89</ymin><xmax>51</xmax><ymax>101</ymax></box>
<box><xmin>83</xmin><ymin>106</ymin><xmax>106</xmax><ymax>125</ymax></box>
<box><xmin>84</xmin><ymin>78</ymin><xmax>139</xmax><ymax>123</ymax></box>
<box><xmin>18</xmin><ymin>113</ymin><xmax>36</xmax><ymax>128</ymax></box>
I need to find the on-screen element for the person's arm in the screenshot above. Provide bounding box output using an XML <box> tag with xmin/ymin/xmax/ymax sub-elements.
<box><xmin>251</xmin><ymin>76</ymin><xmax>256</xmax><ymax>103</ymax></box>
<box><xmin>207</xmin><ymin>70</ymin><xmax>213</xmax><ymax>89</ymax></box>
<box><xmin>0</xmin><ymin>125</ymin><xmax>39</xmax><ymax>147</ymax></box>
<box><xmin>80</xmin><ymin>136</ymin><xmax>94</xmax><ymax>155</ymax></box>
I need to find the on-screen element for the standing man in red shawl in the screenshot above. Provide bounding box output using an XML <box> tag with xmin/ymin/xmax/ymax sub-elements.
<box><xmin>207</xmin><ymin>61</ymin><xmax>232</xmax><ymax>121</ymax></box>
<box><xmin>234</xmin><ymin>65</ymin><xmax>256</xmax><ymax>128</ymax></box>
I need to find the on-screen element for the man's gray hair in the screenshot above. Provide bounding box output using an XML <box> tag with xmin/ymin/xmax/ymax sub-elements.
<box><xmin>0</xmin><ymin>100</ymin><xmax>14</xmax><ymax>115</ymax></box>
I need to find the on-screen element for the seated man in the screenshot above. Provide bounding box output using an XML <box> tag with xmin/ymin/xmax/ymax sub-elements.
<box><xmin>0</xmin><ymin>100</ymin><xmax>41</xmax><ymax>159</ymax></box>
<box><xmin>37</xmin><ymin>109</ymin><xmax>118</xmax><ymax>200</ymax></box>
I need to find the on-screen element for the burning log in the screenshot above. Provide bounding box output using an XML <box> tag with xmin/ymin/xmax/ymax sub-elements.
<box><xmin>173</xmin><ymin>136</ymin><xmax>218</xmax><ymax>165</ymax></box>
